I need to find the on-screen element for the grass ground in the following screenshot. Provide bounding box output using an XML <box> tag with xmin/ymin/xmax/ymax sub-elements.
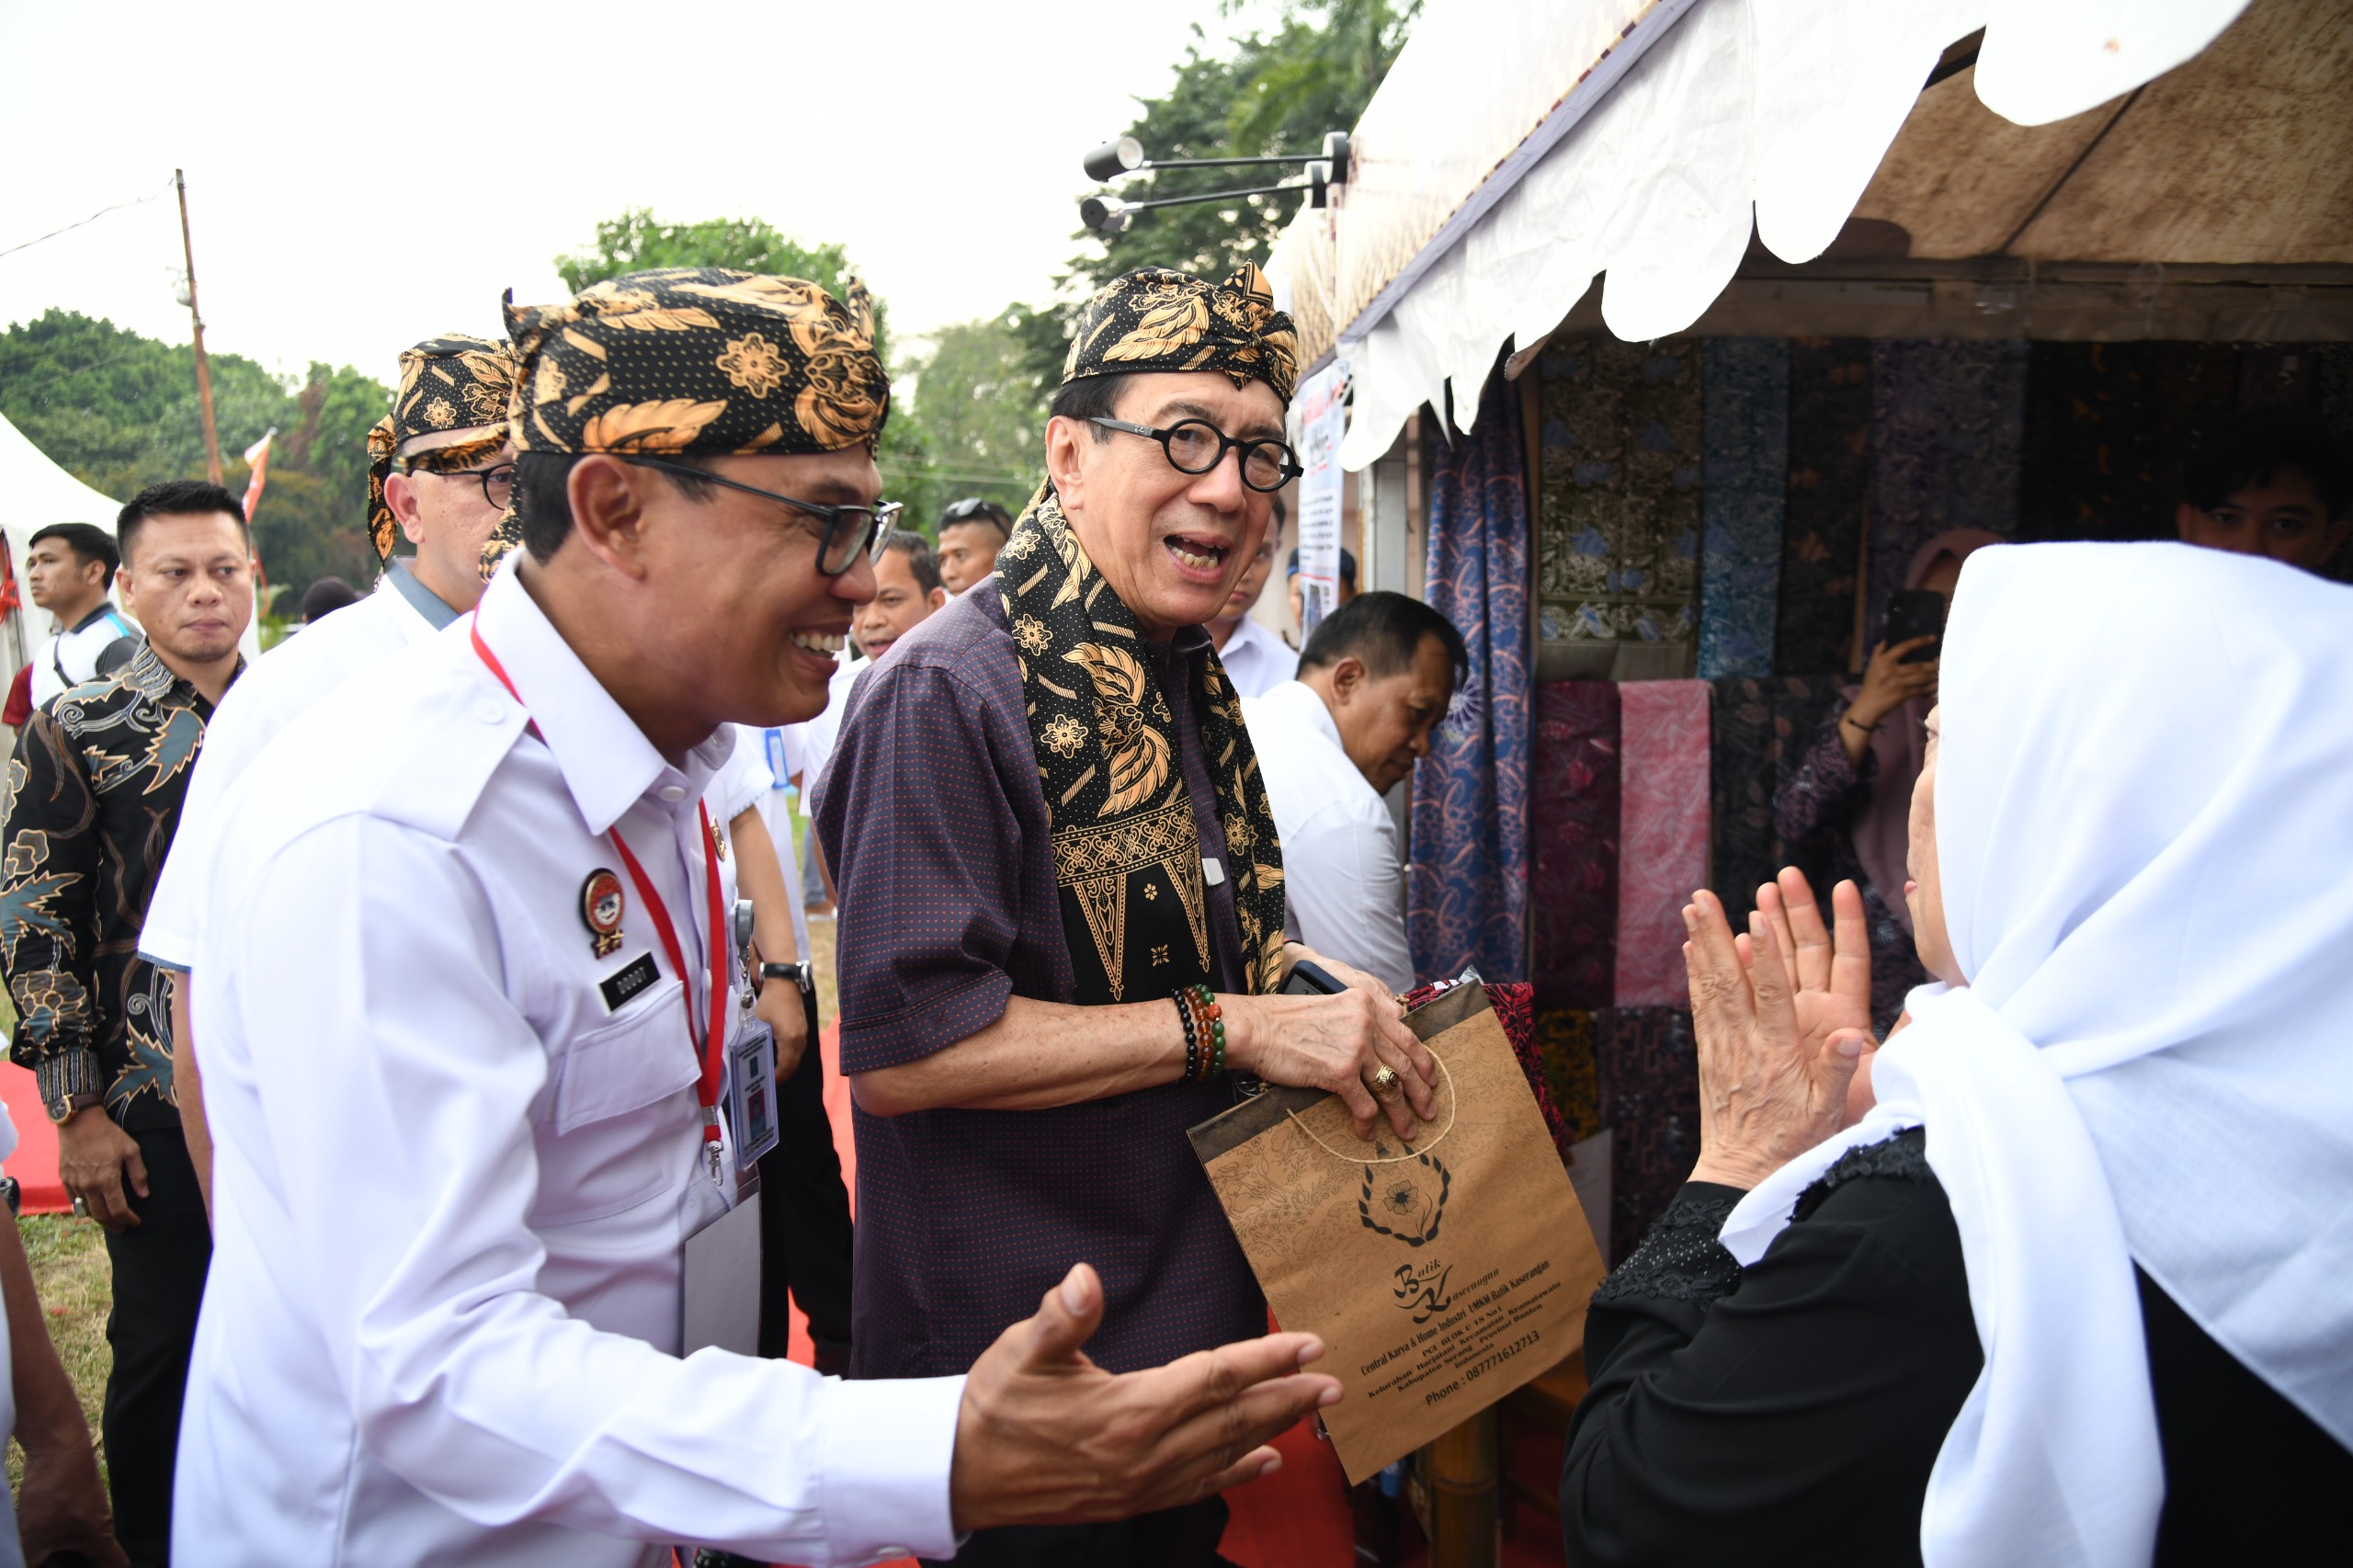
<box><xmin>13</xmin><ymin>1215</ymin><xmax>111</xmax><ymax>1490</ymax></box>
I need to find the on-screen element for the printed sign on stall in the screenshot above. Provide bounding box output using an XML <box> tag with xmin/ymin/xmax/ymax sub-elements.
<box><xmin>1290</xmin><ymin>360</ymin><xmax>1349</xmax><ymax>639</ymax></box>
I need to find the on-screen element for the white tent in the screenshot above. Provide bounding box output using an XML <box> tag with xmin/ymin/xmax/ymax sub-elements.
<box><xmin>1258</xmin><ymin>0</ymin><xmax>2348</xmax><ymax>469</ymax></box>
<box><xmin>0</xmin><ymin>409</ymin><xmax>119</xmax><ymax>552</ymax></box>
<box><xmin>0</xmin><ymin>411</ymin><xmax>121</xmax><ymax>680</ymax></box>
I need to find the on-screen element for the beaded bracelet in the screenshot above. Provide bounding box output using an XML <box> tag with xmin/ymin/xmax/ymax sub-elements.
<box><xmin>1185</xmin><ymin>983</ymin><xmax>1228</xmax><ymax>1079</ymax></box>
<box><xmin>1171</xmin><ymin>989</ymin><xmax>1199</xmax><ymax>1083</ymax></box>
<box><xmin>1181</xmin><ymin>986</ymin><xmax>1211</xmax><ymax>1082</ymax></box>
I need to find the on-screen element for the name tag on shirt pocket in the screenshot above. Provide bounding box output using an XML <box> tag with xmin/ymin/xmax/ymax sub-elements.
<box><xmin>555</xmin><ymin>976</ymin><xmax>700</xmax><ymax>1135</ymax></box>
<box><xmin>598</xmin><ymin>950</ymin><xmax>662</xmax><ymax>1013</ymax></box>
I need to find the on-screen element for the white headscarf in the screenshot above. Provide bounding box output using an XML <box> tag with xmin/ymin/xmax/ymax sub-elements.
<box><xmin>1718</xmin><ymin>541</ymin><xmax>2353</xmax><ymax>1568</ymax></box>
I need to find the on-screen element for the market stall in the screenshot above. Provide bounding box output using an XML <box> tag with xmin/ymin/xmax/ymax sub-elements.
<box><xmin>1266</xmin><ymin>1</ymin><xmax>2352</xmax><ymax>1556</ymax></box>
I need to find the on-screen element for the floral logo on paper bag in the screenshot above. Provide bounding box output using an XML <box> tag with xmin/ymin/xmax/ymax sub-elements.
<box><xmin>1358</xmin><ymin>1151</ymin><xmax>1449</xmax><ymax>1248</ymax></box>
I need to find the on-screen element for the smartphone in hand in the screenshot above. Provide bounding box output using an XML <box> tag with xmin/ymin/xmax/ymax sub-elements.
<box><xmin>1883</xmin><ymin>588</ymin><xmax>1947</xmax><ymax>664</ymax></box>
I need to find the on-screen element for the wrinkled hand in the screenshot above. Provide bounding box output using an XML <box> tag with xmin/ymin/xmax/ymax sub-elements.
<box><xmin>949</xmin><ymin>1263</ymin><xmax>1341</xmax><ymax>1531</ymax></box>
<box><xmin>57</xmin><ymin>1110</ymin><xmax>145</xmax><ymax>1233</ymax></box>
<box><xmin>1226</xmin><ymin>984</ymin><xmax>1435</xmax><ymax>1140</ymax></box>
<box><xmin>1735</xmin><ymin>870</ymin><xmax>1874</xmax><ymax>1073</ymax></box>
<box><xmin>1682</xmin><ymin>888</ymin><xmax>1866</xmax><ymax>1191</ymax></box>
<box><xmin>15</xmin><ymin>1431</ymin><xmax>128</xmax><ymax>1567</ymax></box>
<box><xmin>1851</xmin><ymin>637</ymin><xmax>1939</xmax><ymax>728</ymax></box>
<box><xmin>756</xmin><ymin>978</ymin><xmax>810</xmax><ymax>1082</ymax></box>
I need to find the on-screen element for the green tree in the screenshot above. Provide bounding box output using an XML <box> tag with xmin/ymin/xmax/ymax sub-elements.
<box><xmin>554</xmin><ymin>210</ymin><xmax>891</xmax><ymax>359</ymax></box>
<box><xmin>881</xmin><ymin>307</ymin><xmax>1053</xmax><ymax>532</ymax></box>
<box><xmin>0</xmin><ymin>310</ymin><xmax>389</xmax><ymax>596</ymax></box>
<box><xmin>1018</xmin><ymin>0</ymin><xmax>1416</xmax><ymax>387</ymax></box>
<box><xmin>555</xmin><ymin>210</ymin><xmax>946</xmax><ymax>528</ymax></box>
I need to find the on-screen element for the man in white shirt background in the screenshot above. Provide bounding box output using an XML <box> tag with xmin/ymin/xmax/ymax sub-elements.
<box><xmin>1206</xmin><ymin>503</ymin><xmax>1295</xmax><ymax>699</ymax></box>
<box><xmin>172</xmin><ymin>268</ymin><xmax>1337</xmax><ymax>1563</ymax></box>
<box><xmin>1244</xmin><ymin>592</ymin><xmax>1465</xmax><ymax>993</ymax></box>
<box><xmin>24</xmin><ymin>522</ymin><xmax>138</xmax><ymax>710</ymax></box>
<box><xmin>142</xmin><ymin>332</ymin><xmax>523</xmax><ymax>1207</ymax></box>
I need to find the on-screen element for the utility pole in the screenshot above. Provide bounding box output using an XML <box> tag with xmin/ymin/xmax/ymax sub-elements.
<box><xmin>175</xmin><ymin>168</ymin><xmax>223</xmax><ymax>484</ymax></box>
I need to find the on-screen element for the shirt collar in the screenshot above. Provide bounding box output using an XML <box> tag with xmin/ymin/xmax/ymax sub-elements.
<box><xmin>471</xmin><ymin>560</ymin><xmax>726</xmax><ymax>835</ymax></box>
<box><xmin>121</xmin><ymin>641</ymin><xmax>240</xmax><ymax>717</ymax></box>
<box><xmin>1262</xmin><ymin>676</ymin><xmax>1344</xmax><ymax>751</ymax></box>
<box><xmin>382</xmin><ymin>559</ymin><xmax>461</xmax><ymax>631</ymax></box>
<box><xmin>66</xmin><ymin>601</ymin><xmax>122</xmax><ymax>634</ymax></box>
<box><xmin>1220</xmin><ymin>616</ymin><xmax>1277</xmax><ymax>658</ymax></box>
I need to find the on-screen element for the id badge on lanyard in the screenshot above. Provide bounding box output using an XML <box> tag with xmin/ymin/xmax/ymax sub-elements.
<box><xmin>725</xmin><ymin>898</ymin><xmax>783</xmax><ymax>1172</ymax></box>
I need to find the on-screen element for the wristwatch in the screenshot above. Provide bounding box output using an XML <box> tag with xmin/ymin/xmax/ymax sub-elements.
<box><xmin>760</xmin><ymin>961</ymin><xmax>816</xmax><ymax>997</ymax></box>
<box><xmin>45</xmin><ymin>1091</ymin><xmax>99</xmax><ymax>1125</ymax></box>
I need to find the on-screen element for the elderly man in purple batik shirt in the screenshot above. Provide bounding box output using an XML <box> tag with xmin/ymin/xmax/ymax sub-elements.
<box><xmin>815</xmin><ymin>264</ymin><xmax>1436</xmax><ymax>1568</ymax></box>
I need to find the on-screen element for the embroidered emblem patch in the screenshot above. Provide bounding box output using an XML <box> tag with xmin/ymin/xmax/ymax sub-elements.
<box><xmin>581</xmin><ymin>869</ymin><xmax>626</xmax><ymax>958</ymax></box>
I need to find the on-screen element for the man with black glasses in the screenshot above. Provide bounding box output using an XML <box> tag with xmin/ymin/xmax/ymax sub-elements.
<box><xmin>817</xmin><ymin>264</ymin><xmax>1431</xmax><ymax>1568</ymax></box>
<box><xmin>141</xmin><ymin>334</ymin><xmax>521</xmax><ymax>1202</ymax></box>
<box><xmin>170</xmin><ymin>269</ymin><xmax>1341</xmax><ymax>1562</ymax></box>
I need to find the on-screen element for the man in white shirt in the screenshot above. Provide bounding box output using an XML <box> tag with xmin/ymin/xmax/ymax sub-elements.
<box><xmin>1244</xmin><ymin>592</ymin><xmax>1465</xmax><ymax>993</ymax></box>
<box><xmin>1206</xmin><ymin>516</ymin><xmax>1295</xmax><ymax>699</ymax></box>
<box><xmin>25</xmin><ymin>523</ymin><xmax>138</xmax><ymax>710</ymax></box>
<box><xmin>172</xmin><ymin>269</ymin><xmax>1336</xmax><ymax>1564</ymax></box>
<box><xmin>142</xmin><ymin>333</ymin><xmax>523</xmax><ymax>1204</ymax></box>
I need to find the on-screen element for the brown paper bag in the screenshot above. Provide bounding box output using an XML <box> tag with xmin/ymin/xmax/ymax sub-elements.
<box><xmin>1188</xmin><ymin>983</ymin><xmax>1607</xmax><ymax>1483</ymax></box>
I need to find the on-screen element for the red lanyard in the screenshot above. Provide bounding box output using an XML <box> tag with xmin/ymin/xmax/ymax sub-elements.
<box><xmin>472</xmin><ymin>620</ymin><xmax>729</xmax><ymax>1152</ymax></box>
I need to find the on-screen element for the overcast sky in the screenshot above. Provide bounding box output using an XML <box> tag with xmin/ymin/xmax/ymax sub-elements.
<box><xmin>0</xmin><ymin>0</ymin><xmax>1270</xmax><ymax>385</ymax></box>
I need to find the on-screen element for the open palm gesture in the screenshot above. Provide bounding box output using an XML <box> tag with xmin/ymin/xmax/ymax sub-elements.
<box><xmin>1681</xmin><ymin>871</ymin><xmax>1875</xmax><ymax>1190</ymax></box>
<box><xmin>1736</xmin><ymin>869</ymin><xmax>1874</xmax><ymax>1068</ymax></box>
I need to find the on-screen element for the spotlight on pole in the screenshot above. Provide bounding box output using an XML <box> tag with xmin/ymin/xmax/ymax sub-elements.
<box><xmin>1323</xmin><ymin>131</ymin><xmax>1352</xmax><ymax>185</ymax></box>
<box><xmin>1080</xmin><ymin>195</ymin><xmax>1135</xmax><ymax>234</ymax></box>
<box><xmin>1083</xmin><ymin>136</ymin><xmax>1146</xmax><ymax>184</ymax></box>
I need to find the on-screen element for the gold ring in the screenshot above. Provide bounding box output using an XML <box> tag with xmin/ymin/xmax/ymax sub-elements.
<box><xmin>1367</xmin><ymin>1066</ymin><xmax>1403</xmax><ymax>1101</ymax></box>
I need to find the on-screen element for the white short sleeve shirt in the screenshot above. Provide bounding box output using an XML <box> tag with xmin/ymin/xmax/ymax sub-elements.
<box><xmin>173</xmin><ymin>563</ymin><xmax>960</xmax><ymax>1566</ymax></box>
<box><xmin>1243</xmin><ymin>679</ymin><xmax>1415</xmax><ymax>992</ymax></box>
<box><xmin>142</xmin><ymin>566</ymin><xmax>453</xmax><ymax>972</ymax></box>
<box><xmin>1213</xmin><ymin>615</ymin><xmax>1300</xmax><ymax>699</ymax></box>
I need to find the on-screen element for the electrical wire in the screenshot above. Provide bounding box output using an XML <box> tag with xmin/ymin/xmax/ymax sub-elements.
<box><xmin>0</xmin><ymin>179</ymin><xmax>175</xmax><ymax>263</ymax></box>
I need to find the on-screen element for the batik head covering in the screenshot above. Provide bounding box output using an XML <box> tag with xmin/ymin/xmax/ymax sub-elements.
<box><xmin>364</xmin><ymin>334</ymin><xmax>519</xmax><ymax>563</ymax></box>
<box><xmin>1720</xmin><ymin>542</ymin><xmax>2353</xmax><ymax>1562</ymax></box>
<box><xmin>504</xmin><ymin>267</ymin><xmax>889</xmax><ymax>458</ymax></box>
<box><xmin>479</xmin><ymin>267</ymin><xmax>892</xmax><ymax>578</ymax></box>
<box><xmin>1061</xmin><ymin>262</ymin><xmax>1299</xmax><ymax>404</ymax></box>
<box><xmin>992</xmin><ymin>487</ymin><xmax>1288</xmax><ymax>1004</ymax></box>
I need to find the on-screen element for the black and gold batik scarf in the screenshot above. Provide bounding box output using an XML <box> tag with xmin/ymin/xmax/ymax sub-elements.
<box><xmin>995</xmin><ymin>487</ymin><xmax>1287</xmax><ymax>1006</ymax></box>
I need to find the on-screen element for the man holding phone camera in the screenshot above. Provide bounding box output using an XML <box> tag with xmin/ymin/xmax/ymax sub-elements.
<box><xmin>816</xmin><ymin>265</ymin><xmax>1430</xmax><ymax>1568</ymax></box>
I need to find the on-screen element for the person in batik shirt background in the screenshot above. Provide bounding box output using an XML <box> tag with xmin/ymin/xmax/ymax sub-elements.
<box><xmin>0</xmin><ymin>478</ymin><xmax>252</xmax><ymax>1566</ymax></box>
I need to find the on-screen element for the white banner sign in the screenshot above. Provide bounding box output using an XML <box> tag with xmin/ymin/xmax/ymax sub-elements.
<box><xmin>1290</xmin><ymin>359</ymin><xmax>1349</xmax><ymax>640</ymax></box>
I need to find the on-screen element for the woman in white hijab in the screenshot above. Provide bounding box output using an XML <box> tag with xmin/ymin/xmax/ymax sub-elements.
<box><xmin>1559</xmin><ymin>541</ymin><xmax>2352</xmax><ymax>1565</ymax></box>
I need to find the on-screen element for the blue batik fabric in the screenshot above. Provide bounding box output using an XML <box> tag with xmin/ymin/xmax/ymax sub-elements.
<box><xmin>1866</xmin><ymin>340</ymin><xmax>2027</xmax><ymax>638</ymax></box>
<box><xmin>1698</xmin><ymin>338</ymin><xmax>1788</xmax><ymax>679</ymax></box>
<box><xmin>1410</xmin><ymin>370</ymin><xmax>1532</xmax><ymax>984</ymax></box>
